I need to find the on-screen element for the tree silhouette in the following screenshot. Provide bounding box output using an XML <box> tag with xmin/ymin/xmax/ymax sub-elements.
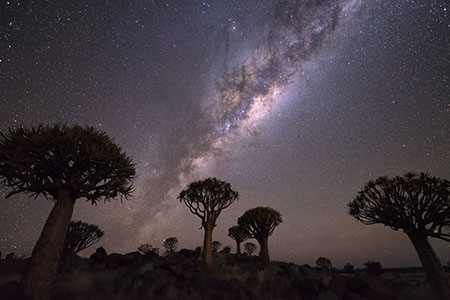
<box><xmin>0</xmin><ymin>124</ymin><xmax>135</xmax><ymax>300</ymax></box>
<box><xmin>163</xmin><ymin>237</ymin><xmax>178</xmax><ymax>255</ymax></box>
<box><xmin>228</xmin><ymin>225</ymin><xmax>249</xmax><ymax>254</ymax></box>
<box><xmin>348</xmin><ymin>172</ymin><xmax>450</xmax><ymax>299</ymax></box>
<box><xmin>178</xmin><ymin>177</ymin><xmax>238</xmax><ymax>267</ymax></box>
<box><xmin>316</xmin><ymin>257</ymin><xmax>332</xmax><ymax>270</ymax></box>
<box><xmin>343</xmin><ymin>263</ymin><xmax>354</xmax><ymax>273</ymax></box>
<box><xmin>221</xmin><ymin>246</ymin><xmax>231</xmax><ymax>254</ymax></box>
<box><xmin>138</xmin><ymin>243</ymin><xmax>153</xmax><ymax>256</ymax></box>
<box><xmin>364</xmin><ymin>260</ymin><xmax>383</xmax><ymax>274</ymax></box>
<box><xmin>238</xmin><ymin>206</ymin><xmax>282</xmax><ymax>267</ymax></box>
<box><xmin>64</xmin><ymin>221</ymin><xmax>104</xmax><ymax>256</ymax></box>
<box><xmin>212</xmin><ymin>240</ymin><xmax>222</xmax><ymax>253</ymax></box>
<box><xmin>244</xmin><ymin>242</ymin><xmax>257</xmax><ymax>256</ymax></box>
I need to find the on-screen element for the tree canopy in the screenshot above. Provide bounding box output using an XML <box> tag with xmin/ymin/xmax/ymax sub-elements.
<box><xmin>0</xmin><ymin>124</ymin><xmax>135</xmax><ymax>203</ymax></box>
<box><xmin>348</xmin><ymin>172</ymin><xmax>450</xmax><ymax>299</ymax></box>
<box><xmin>316</xmin><ymin>257</ymin><xmax>332</xmax><ymax>270</ymax></box>
<box><xmin>163</xmin><ymin>237</ymin><xmax>178</xmax><ymax>254</ymax></box>
<box><xmin>64</xmin><ymin>221</ymin><xmax>104</xmax><ymax>255</ymax></box>
<box><xmin>228</xmin><ymin>225</ymin><xmax>249</xmax><ymax>244</ymax></box>
<box><xmin>244</xmin><ymin>242</ymin><xmax>257</xmax><ymax>255</ymax></box>
<box><xmin>238</xmin><ymin>206</ymin><xmax>282</xmax><ymax>241</ymax></box>
<box><xmin>178</xmin><ymin>177</ymin><xmax>239</xmax><ymax>228</ymax></box>
<box><xmin>348</xmin><ymin>172</ymin><xmax>450</xmax><ymax>241</ymax></box>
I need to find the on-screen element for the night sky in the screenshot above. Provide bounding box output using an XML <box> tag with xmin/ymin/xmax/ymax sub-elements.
<box><xmin>1</xmin><ymin>0</ymin><xmax>449</xmax><ymax>268</ymax></box>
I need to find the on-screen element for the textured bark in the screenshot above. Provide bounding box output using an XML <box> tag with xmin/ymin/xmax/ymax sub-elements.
<box><xmin>258</xmin><ymin>236</ymin><xmax>270</xmax><ymax>268</ymax></box>
<box><xmin>203</xmin><ymin>224</ymin><xmax>213</xmax><ymax>267</ymax></box>
<box><xmin>21</xmin><ymin>190</ymin><xmax>75</xmax><ymax>300</ymax></box>
<box><xmin>236</xmin><ymin>241</ymin><xmax>241</xmax><ymax>255</ymax></box>
<box><xmin>408</xmin><ymin>232</ymin><xmax>450</xmax><ymax>300</ymax></box>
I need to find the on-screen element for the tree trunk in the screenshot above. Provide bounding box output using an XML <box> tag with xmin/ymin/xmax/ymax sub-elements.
<box><xmin>21</xmin><ymin>190</ymin><xmax>76</xmax><ymax>300</ymax></box>
<box><xmin>258</xmin><ymin>236</ymin><xmax>271</xmax><ymax>268</ymax></box>
<box><xmin>407</xmin><ymin>232</ymin><xmax>450</xmax><ymax>300</ymax></box>
<box><xmin>203</xmin><ymin>223</ymin><xmax>213</xmax><ymax>267</ymax></box>
<box><xmin>236</xmin><ymin>241</ymin><xmax>241</xmax><ymax>255</ymax></box>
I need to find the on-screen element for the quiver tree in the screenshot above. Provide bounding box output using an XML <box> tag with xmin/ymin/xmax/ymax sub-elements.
<box><xmin>0</xmin><ymin>124</ymin><xmax>135</xmax><ymax>300</ymax></box>
<box><xmin>364</xmin><ymin>260</ymin><xmax>383</xmax><ymax>274</ymax></box>
<box><xmin>163</xmin><ymin>237</ymin><xmax>178</xmax><ymax>255</ymax></box>
<box><xmin>348</xmin><ymin>172</ymin><xmax>450</xmax><ymax>300</ymax></box>
<box><xmin>238</xmin><ymin>206</ymin><xmax>282</xmax><ymax>267</ymax></box>
<box><xmin>244</xmin><ymin>242</ymin><xmax>257</xmax><ymax>255</ymax></box>
<box><xmin>212</xmin><ymin>241</ymin><xmax>222</xmax><ymax>253</ymax></box>
<box><xmin>228</xmin><ymin>225</ymin><xmax>248</xmax><ymax>254</ymax></box>
<box><xmin>138</xmin><ymin>243</ymin><xmax>153</xmax><ymax>256</ymax></box>
<box><xmin>64</xmin><ymin>221</ymin><xmax>104</xmax><ymax>258</ymax></box>
<box><xmin>343</xmin><ymin>263</ymin><xmax>354</xmax><ymax>273</ymax></box>
<box><xmin>316</xmin><ymin>257</ymin><xmax>332</xmax><ymax>270</ymax></box>
<box><xmin>178</xmin><ymin>177</ymin><xmax>238</xmax><ymax>267</ymax></box>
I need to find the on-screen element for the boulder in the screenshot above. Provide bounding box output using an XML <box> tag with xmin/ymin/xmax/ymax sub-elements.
<box><xmin>149</xmin><ymin>268</ymin><xmax>170</xmax><ymax>288</ymax></box>
<box><xmin>169</xmin><ymin>264</ymin><xmax>183</xmax><ymax>276</ymax></box>
<box><xmin>228</xmin><ymin>278</ymin><xmax>246</xmax><ymax>291</ymax></box>
<box><xmin>106</xmin><ymin>251</ymin><xmax>144</xmax><ymax>266</ymax></box>
<box><xmin>318</xmin><ymin>291</ymin><xmax>342</xmax><ymax>300</ymax></box>
<box><xmin>90</xmin><ymin>247</ymin><xmax>107</xmax><ymax>262</ymax></box>
<box><xmin>140</xmin><ymin>262</ymin><xmax>154</xmax><ymax>274</ymax></box>
<box><xmin>164</xmin><ymin>282</ymin><xmax>178</xmax><ymax>299</ymax></box>
<box><xmin>178</xmin><ymin>248</ymin><xmax>197</xmax><ymax>258</ymax></box>
<box><xmin>123</xmin><ymin>251</ymin><xmax>143</xmax><ymax>262</ymax></box>
<box><xmin>0</xmin><ymin>281</ymin><xmax>26</xmax><ymax>300</ymax></box>
<box><xmin>327</xmin><ymin>274</ymin><xmax>349</xmax><ymax>298</ymax></box>
<box><xmin>344</xmin><ymin>292</ymin><xmax>370</xmax><ymax>300</ymax></box>
<box><xmin>299</xmin><ymin>266</ymin><xmax>322</xmax><ymax>294</ymax></box>
<box><xmin>348</xmin><ymin>273</ymin><xmax>399</xmax><ymax>300</ymax></box>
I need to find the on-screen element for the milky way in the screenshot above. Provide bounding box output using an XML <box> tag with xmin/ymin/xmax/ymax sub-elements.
<box><xmin>137</xmin><ymin>0</ymin><xmax>363</xmax><ymax>244</ymax></box>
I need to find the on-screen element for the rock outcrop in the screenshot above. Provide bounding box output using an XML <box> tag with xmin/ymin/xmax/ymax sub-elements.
<box><xmin>0</xmin><ymin>250</ymin><xmax>431</xmax><ymax>300</ymax></box>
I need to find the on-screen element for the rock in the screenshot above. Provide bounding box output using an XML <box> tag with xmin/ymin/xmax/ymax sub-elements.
<box><xmin>321</xmin><ymin>271</ymin><xmax>333</xmax><ymax>288</ymax></box>
<box><xmin>166</xmin><ymin>254</ymin><xmax>182</xmax><ymax>265</ymax></box>
<box><xmin>327</xmin><ymin>274</ymin><xmax>348</xmax><ymax>298</ymax></box>
<box><xmin>189</xmin><ymin>286</ymin><xmax>202</xmax><ymax>299</ymax></box>
<box><xmin>5</xmin><ymin>253</ymin><xmax>15</xmax><ymax>260</ymax></box>
<box><xmin>344</xmin><ymin>292</ymin><xmax>370</xmax><ymax>300</ymax></box>
<box><xmin>169</xmin><ymin>264</ymin><xmax>183</xmax><ymax>276</ymax></box>
<box><xmin>149</xmin><ymin>268</ymin><xmax>170</xmax><ymax>288</ymax></box>
<box><xmin>283</xmin><ymin>263</ymin><xmax>301</xmax><ymax>279</ymax></box>
<box><xmin>178</xmin><ymin>248</ymin><xmax>197</xmax><ymax>258</ymax></box>
<box><xmin>299</xmin><ymin>265</ymin><xmax>323</xmax><ymax>282</ymax></box>
<box><xmin>130</xmin><ymin>276</ymin><xmax>146</xmax><ymax>295</ymax></box>
<box><xmin>228</xmin><ymin>278</ymin><xmax>245</xmax><ymax>290</ymax></box>
<box><xmin>318</xmin><ymin>291</ymin><xmax>342</xmax><ymax>300</ymax></box>
<box><xmin>152</xmin><ymin>256</ymin><xmax>168</xmax><ymax>268</ymax></box>
<box><xmin>107</xmin><ymin>251</ymin><xmax>143</xmax><ymax>266</ymax></box>
<box><xmin>164</xmin><ymin>282</ymin><xmax>178</xmax><ymax>299</ymax></box>
<box><xmin>140</xmin><ymin>262</ymin><xmax>154</xmax><ymax>274</ymax></box>
<box><xmin>106</xmin><ymin>253</ymin><xmax>124</xmax><ymax>265</ymax></box>
<box><xmin>348</xmin><ymin>273</ymin><xmax>399</xmax><ymax>300</ymax></box>
<box><xmin>0</xmin><ymin>281</ymin><xmax>26</xmax><ymax>300</ymax></box>
<box><xmin>181</xmin><ymin>269</ymin><xmax>196</xmax><ymax>280</ymax></box>
<box><xmin>90</xmin><ymin>247</ymin><xmax>107</xmax><ymax>262</ymax></box>
<box><xmin>297</xmin><ymin>265</ymin><xmax>324</xmax><ymax>293</ymax></box>
<box><xmin>123</xmin><ymin>251</ymin><xmax>143</xmax><ymax>262</ymax></box>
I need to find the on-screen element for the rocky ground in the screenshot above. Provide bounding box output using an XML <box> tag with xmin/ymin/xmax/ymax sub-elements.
<box><xmin>0</xmin><ymin>249</ymin><xmax>436</xmax><ymax>300</ymax></box>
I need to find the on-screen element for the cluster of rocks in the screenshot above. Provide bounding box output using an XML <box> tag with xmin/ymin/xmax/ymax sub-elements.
<box><xmin>0</xmin><ymin>248</ymin><xmax>427</xmax><ymax>300</ymax></box>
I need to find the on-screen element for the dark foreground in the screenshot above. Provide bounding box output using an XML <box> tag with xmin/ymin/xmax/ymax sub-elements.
<box><xmin>0</xmin><ymin>249</ymin><xmax>439</xmax><ymax>300</ymax></box>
